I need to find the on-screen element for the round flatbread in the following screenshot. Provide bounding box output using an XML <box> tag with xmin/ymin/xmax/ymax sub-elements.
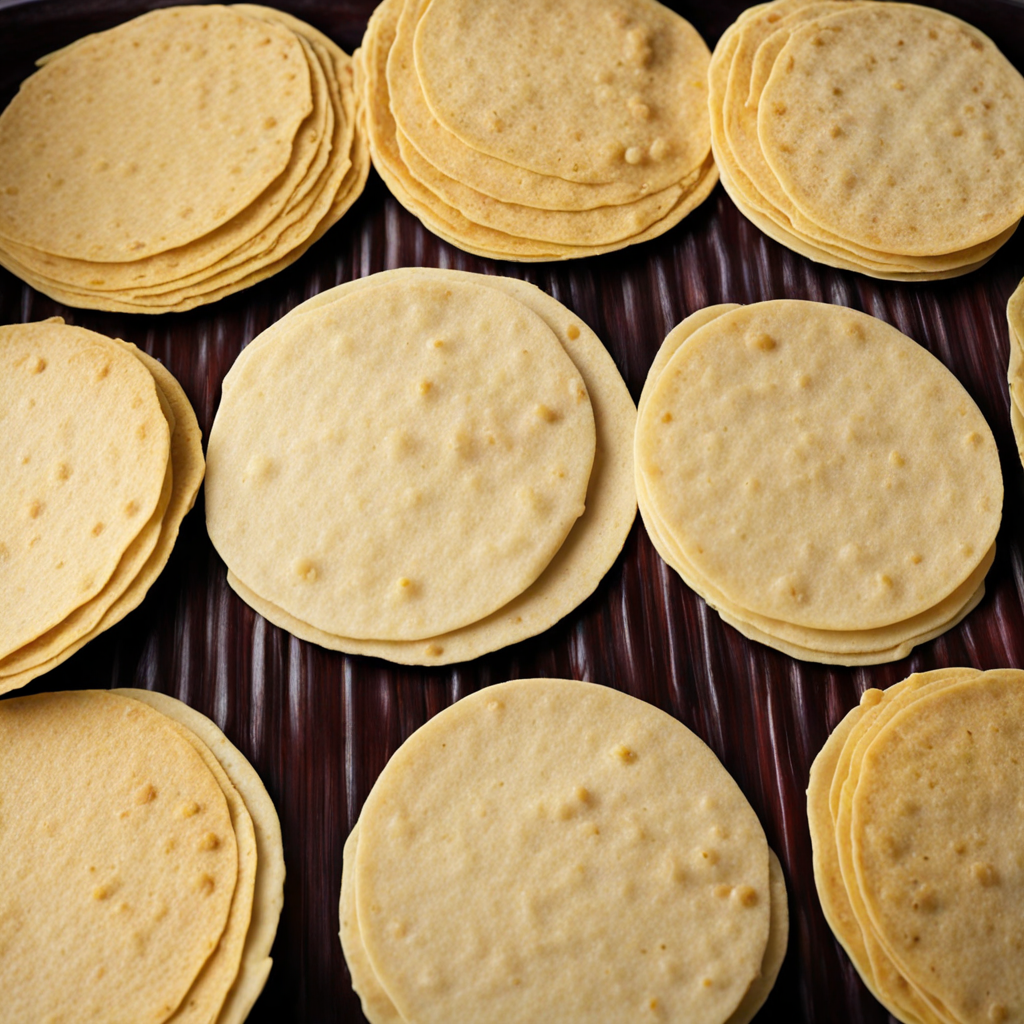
<box><xmin>805</xmin><ymin>669</ymin><xmax>1024</xmax><ymax>1024</ymax></box>
<box><xmin>113</xmin><ymin>689</ymin><xmax>286</xmax><ymax>1024</ymax></box>
<box><xmin>0</xmin><ymin>7</ymin><xmax>367</xmax><ymax>312</ymax></box>
<box><xmin>222</xmin><ymin>268</ymin><xmax>636</xmax><ymax>665</ymax></box>
<box><xmin>360</xmin><ymin>0</ymin><xmax>717</xmax><ymax>260</ymax></box>
<box><xmin>0</xmin><ymin>6</ymin><xmax>312</xmax><ymax>261</ymax></box>
<box><xmin>708</xmin><ymin>1</ymin><xmax>1023</xmax><ymax>278</ymax></box>
<box><xmin>636</xmin><ymin>303</ymin><xmax>997</xmax><ymax>664</ymax></box>
<box><xmin>636</xmin><ymin>300</ymin><xmax>1002</xmax><ymax>633</ymax></box>
<box><xmin>353</xmin><ymin>678</ymin><xmax>772</xmax><ymax>1024</ymax></box>
<box><xmin>758</xmin><ymin>4</ymin><xmax>1024</xmax><ymax>257</ymax></box>
<box><xmin>0</xmin><ymin>689</ymin><xmax>238</xmax><ymax>1024</ymax></box>
<box><xmin>0</xmin><ymin>321</ymin><xmax>170</xmax><ymax>660</ymax></box>
<box><xmin>412</xmin><ymin>0</ymin><xmax>710</xmax><ymax>190</ymax></box>
<box><xmin>206</xmin><ymin>274</ymin><xmax>596</xmax><ymax>641</ymax></box>
<box><xmin>851</xmin><ymin>670</ymin><xmax>1024</xmax><ymax>1024</ymax></box>
<box><xmin>0</xmin><ymin>333</ymin><xmax>205</xmax><ymax>691</ymax></box>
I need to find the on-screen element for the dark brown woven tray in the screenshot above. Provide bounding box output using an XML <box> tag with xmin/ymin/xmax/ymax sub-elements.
<box><xmin>2</xmin><ymin>1</ymin><xmax>1023</xmax><ymax>1020</ymax></box>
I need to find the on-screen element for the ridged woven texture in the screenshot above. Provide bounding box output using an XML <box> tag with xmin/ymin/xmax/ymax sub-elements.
<box><xmin>2</xmin><ymin>2</ymin><xmax>1023</xmax><ymax>1021</ymax></box>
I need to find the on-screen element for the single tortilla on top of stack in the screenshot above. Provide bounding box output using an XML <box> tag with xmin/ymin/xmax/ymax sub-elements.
<box><xmin>635</xmin><ymin>300</ymin><xmax>1003</xmax><ymax>664</ymax></box>
<box><xmin>341</xmin><ymin>678</ymin><xmax>788</xmax><ymax>1024</ymax></box>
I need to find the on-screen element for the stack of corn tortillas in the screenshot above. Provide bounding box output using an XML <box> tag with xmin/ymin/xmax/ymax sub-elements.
<box><xmin>709</xmin><ymin>0</ymin><xmax>1024</xmax><ymax>280</ymax></box>
<box><xmin>0</xmin><ymin>5</ymin><xmax>368</xmax><ymax>313</ymax></box>
<box><xmin>634</xmin><ymin>300</ymin><xmax>1003</xmax><ymax>665</ymax></box>
<box><xmin>340</xmin><ymin>678</ymin><xmax>788</xmax><ymax>1024</ymax></box>
<box><xmin>358</xmin><ymin>0</ymin><xmax>717</xmax><ymax>261</ymax></box>
<box><xmin>809</xmin><ymin>668</ymin><xmax>1024</xmax><ymax>1024</ymax></box>
<box><xmin>1007</xmin><ymin>278</ymin><xmax>1024</xmax><ymax>467</ymax></box>
<box><xmin>0</xmin><ymin>319</ymin><xmax>204</xmax><ymax>694</ymax></box>
<box><xmin>205</xmin><ymin>268</ymin><xmax>636</xmax><ymax>665</ymax></box>
<box><xmin>0</xmin><ymin>687</ymin><xmax>285</xmax><ymax>1024</ymax></box>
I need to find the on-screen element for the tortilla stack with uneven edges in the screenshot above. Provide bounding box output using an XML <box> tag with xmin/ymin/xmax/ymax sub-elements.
<box><xmin>0</xmin><ymin>319</ymin><xmax>204</xmax><ymax>694</ymax></box>
<box><xmin>0</xmin><ymin>5</ymin><xmax>368</xmax><ymax>313</ymax></box>
<box><xmin>0</xmin><ymin>687</ymin><xmax>285</xmax><ymax>1024</ymax></box>
<box><xmin>206</xmin><ymin>268</ymin><xmax>637</xmax><ymax>665</ymax></box>
<box><xmin>809</xmin><ymin>668</ymin><xmax>1024</xmax><ymax>1024</ymax></box>
<box><xmin>635</xmin><ymin>300</ymin><xmax>1002</xmax><ymax>664</ymax></box>
<box><xmin>358</xmin><ymin>0</ymin><xmax>717</xmax><ymax>260</ymax></box>
<box><xmin>709</xmin><ymin>0</ymin><xmax>1024</xmax><ymax>279</ymax></box>
<box><xmin>340</xmin><ymin>678</ymin><xmax>788</xmax><ymax>1024</ymax></box>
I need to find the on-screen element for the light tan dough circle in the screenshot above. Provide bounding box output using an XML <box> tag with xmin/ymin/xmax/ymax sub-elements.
<box><xmin>339</xmin><ymin>825</ymin><xmax>403</xmax><ymax>1024</ymax></box>
<box><xmin>223</xmin><ymin>268</ymin><xmax>636</xmax><ymax>664</ymax></box>
<box><xmin>0</xmin><ymin>689</ymin><xmax>238</xmax><ymax>1024</ymax></box>
<box><xmin>360</xmin><ymin>0</ymin><xmax>718</xmax><ymax>261</ymax></box>
<box><xmin>206</xmin><ymin>275</ymin><xmax>596</xmax><ymax>641</ymax></box>
<box><xmin>412</xmin><ymin>0</ymin><xmax>711</xmax><ymax>190</ymax></box>
<box><xmin>829</xmin><ymin>672</ymin><xmax>977</xmax><ymax>1024</ymax></box>
<box><xmin>5</xmin><ymin>10</ymin><xmax>334</xmax><ymax>294</ymax></box>
<box><xmin>113</xmin><ymin>689</ymin><xmax>286</xmax><ymax>1024</ymax></box>
<box><xmin>757</xmin><ymin>4</ymin><xmax>1024</xmax><ymax>256</ymax></box>
<box><xmin>354</xmin><ymin>678</ymin><xmax>771</xmax><ymax>1024</ymax></box>
<box><xmin>0</xmin><ymin>333</ymin><xmax>205</xmax><ymax>687</ymax></box>
<box><xmin>636</xmin><ymin>305</ymin><xmax>995</xmax><ymax>664</ymax></box>
<box><xmin>707</xmin><ymin>2</ymin><xmax>1022</xmax><ymax>279</ymax></box>
<box><xmin>0</xmin><ymin>387</ymin><xmax>173</xmax><ymax>677</ymax></box>
<box><xmin>852</xmin><ymin>670</ymin><xmax>1024</xmax><ymax>1024</ymax></box>
<box><xmin>636</xmin><ymin>300</ymin><xmax>1002</xmax><ymax>632</ymax></box>
<box><xmin>0</xmin><ymin>321</ymin><xmax>170</xmax><ymax>660</ymax></box>
<box><xmin>118</xmin><ymin>700</ymin><xmax>256</xmax><ymax>1024</ymax></box>
<box><xmin>807</xmin><ymin>675</ymin><xmax>961</xmax><ymax>1021</ymax></box>
<box><xmin>0</xmin><ymin>6</ymin><xmax>312</xmax><ymax>261</ymax></box>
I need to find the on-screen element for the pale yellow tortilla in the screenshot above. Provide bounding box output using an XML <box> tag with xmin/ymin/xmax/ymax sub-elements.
<box><xmin>221</xmin><ymin>268</ymin><xmax>636</xmax><ymax>664</ymax></box>
<box><xmin>0</xmin><ymin>335</ymin><xmax>205</xmax><ymax>694</ymax></box>
<box><xmin>636</xmin><ymin>302</ymin><xmax>1000</xmax><ymax>663</ymax></box>
<box><xmin>411</xmin><ymin>0</ymin><xmax>711</xmax><ymax>190</ymax></box>
<box><xmin>636</xmin><ymin>301</ymin><xmax>1002</xmax><ymax>633</ymax></box>
<box><xmin>727</xmin><ymin>849</ymin><xmax>789</xmax><ymax>1024</ymax></box>
<box><xmin>3</xmin><ymin>20</ymin><xmax>333</xmax><ymax>294</ymax></box>
<box><xmin>0</xmin><ymin>7</ymin><xmax>367</xmax><ymax>312</ymax></box>
<box><xmin>0</xmin><ymin>6</ymin><xmax>312</xmax><ymax>261</ymax></box>
<box><xmin>850</xmin><ymin>670</ymin><xmax>1024</xmax><ymax>1024</ymax></box>
<box><xmin>207</xmin><ymin>274</ymin><xmax>597</xmax><ymax>642</ymax></box>
<box><xmin>360</xmin><ymin>0</ymin><xmax>718</xmax><ymax>261</ymax></box>
<box><xmin>354</xmin><ymin>679</ymin><xmax>772</xmax><ymax>1024</ymax></box>
<box><xmin>708</xmin><ymin>2</ymin><xmax>1020</xmax><ymax>279</ymax></box>
<box><xmin>830</xmin><ymin>672</ymin><xmax>978</xmax><ymax>1024</ymax></box>
<box><xmin>16</xmin><ymin>129</ymin><xmax>371</xmax><ymax>314</ymax></box>
<box><xmin>0</xmin><ymin>335</ymin><xmax>176</xmax><ymax>678</ymax></box>
<box><xmin>0</xmin><ymin>689</ymin><xmax>238</xmax><ymax>1024</ymax></box>
<box><xmin>113</xmin><ymin>689</ymin><xmax>286</xmax><ymax>1024</ymax></box>
<box><xmin>0</xmin><ymin>321</ymin><xmax>170</xmax><ymax>660</ymax></box>
<box><xmin>758</xmin><ymin>4</ymin><xmax>1024</xmax><ymax>257</ymax></box>
<box><xmin>121</xmin><ymin>701</ymin><xmax>257</xmax><ymax>1024</ymax></box>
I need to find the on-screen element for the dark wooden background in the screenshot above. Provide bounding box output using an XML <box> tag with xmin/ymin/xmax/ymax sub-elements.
<box><xmin>3</xmin><ymin>1</ymin><xmax>1024</xmax><ymax>1021</ymax></box>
